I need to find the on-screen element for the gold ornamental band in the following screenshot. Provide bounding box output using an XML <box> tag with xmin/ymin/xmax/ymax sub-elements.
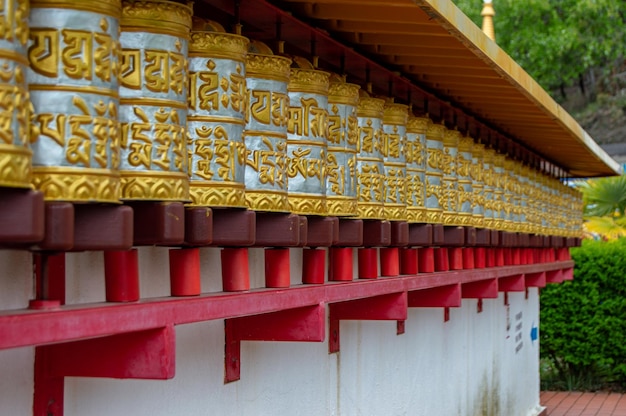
<box><xmin>245</xmin><ymin>190</ymin><xmax>289</xmax><ymax>213</ymax></box>
<box><xmin>29</xmin><ymin>84</ymin><xmax>119</xmax><ymax>98</ymax></box>
<box><xmin>0</xmin><ymin>145</ymin><xmax>32</xmax><ymax>189</ymax></box>
<box><xmin>120</xmin><ymin>170</ymin><xmax>189</xmax><ymax>201</ymax></box>
<box><xmin>188</xmin><ymin>115</ymin><xmax>245</xmax><ymax>125</ymax></box>
<box><xmin>383</xmin><ymin>103</ymin><xmax>408</xmax><ymax>125</ymax></box>
<box><xmin>357</xmin><ymin>97</ymin><xmax>384</xmax><ymax>118</ymax></box>
<box><xmin>328</xmin><ymin>146</ymin><xmax>357</xmax><ymax>153</ymax></box>
<box><xmin>357</xmin><ymin>203</ymin><xmax>385</xmax><ymax>220</ymax></box>
<box><xmin>425</xmin><ymin>208</ymin><xmax>443</xmax><ymax>224</ymax></box>
<box><xmin>31</xmin><ymin>0</ymin><xmax>121</xmax><ymax>17</ymax></box>
<box><xmin>441</xmin><ymin>212</ymin><xmax>462</xmax><ymax>226</ymax></box>
<box><xmin>121</xmin><ymin>0</ymin><xmax>193</xmax><ymax>38</ymax></box>
<box><xmin>328</xmin><ymin>82</ymin><xmax>360</xmax><ymax>106</ymax></box>
<box><xmin>244</xmin><ymin>130</ymin><xmax>288</xmax><ymax>139</ymax></box>
<box><xmin>246</xmin><ymin>54</ymin><xmax>291</xmax><ymax>82</ymax></box>
<box><xmin>189</xmin><ymin>181</ymin><xmax>246</xmax><ymax>208</ymax></box>
<box><xmin>288</xmin><ymin>68</ymin><xmax>330</xmax><ymax>95</ymax></box>
<box><xmin>288</xmin><ymin>193</ymin><xmax>327</xmax><ymax>216</ymax></box>
<box><xmin>384</xmin><ymin>205</ymin><xmax>407</xmax><ymax>221</ymax></box>
<box><xmin>32</xmin><ymin>167</ymin><xmax>120</xmax><ymax>203</ymax></box>
<box><xmin>189</xmin><ymin>32</ymin><xmax>248</xmax><ymax>59</ymax></box>
<box><xmin>326</xmin><ymin>196</ymin><xmax>358</xmax><ymax>217</ymax></box>
<box><xmin>120</xmin><ymin>97</ymin><xmax>187</xmax><ymax>109</ymax></box>
<box><xmin>0</xmin><ymin>49</ymin><xmax>29</xmax><ymax>66</ymax></box>
<box><xmin>406</xmin><ymin>207</ymin><xmax>427</xmax><ymax>223</ymax></box>
<box><xmin>287</xmin><ymin>139</ymin><xmax>327</xmax><ymax>147</ymax></box>
<box><xmin>472</xmin><ymin>215</ymin><xmax>484</xmax><ymax>228</ymax></box>
<box><xmin>407</xmin><ymin>117</ymin><xmax>432</xmax><ymax>134</ymax></box>
<box><xmin>457</xmin><ymin>213</ymin><xmax>473</xmax><ymax>226</ymax></box>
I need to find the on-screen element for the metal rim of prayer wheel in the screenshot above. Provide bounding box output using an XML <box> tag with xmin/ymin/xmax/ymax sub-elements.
<box><xmin>405</xmin><ymin>116</ymin><xmax>431</xmax><ymax>224</ymax></box>
<box><xmin>286</xmin><ymin>66</ymin><xmax>330</xmax><ymax>216</ymax></box>
<box><xmin>243</xmin><ymin>52</ymin><xmax>292</xmax><ymax>212</ymax></box>
<box><xmin>355</xmin><ymin>96</ymin><xmax>386</xmax><ymax>220</ymax></box>
<box><xmin>382</xmin><ymin>102</ymin><xmax>408</xmax><ymax>221</ymax></box>
<box><xmin>187</xmin><ymin>30</ymin><xmax>249</xmax><ymax>207</ymax></box>
<box><xmin>118</xmin><ymin>0</ymin><xmax>193</xmax><ymax>202</ymax></box>
<box><xmin>424</xmin><ymin>122</ymin><xmax>445</xmax><ymax>225</ymax></box>
<box><xmin>0</xmin><ymin>0</ymin><xmax>31</xmax><ymax>189</ymax></box>
<box><xmin>29</xmin><ymin>0</ymin><xmax>123</xmax><ymax>202</ymax></box>
<box><xmin>326</xmin><ymin>80</ymin><xmax>360</xmax><ymax>216</ymax></box>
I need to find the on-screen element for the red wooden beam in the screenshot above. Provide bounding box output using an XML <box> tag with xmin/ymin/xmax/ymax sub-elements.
<box><xmin>225</xmin><ymin>304</ymin><xmax>325</xmax><ymax>382</ymax></box>
<box><xmin>329</xmin><ymin>292</ymin><xmax>407</xmax><ymax>353</ymax></box>
<box><xmin>526</xmin><ymin>271</ymin><xmax>547</xmax><ymax>288</ymax></box>
<box><xmin>546</xmin><ymin>269</ymin><xmax>564</xmax><ymax>283</ymax></box>
<box><xmin>462</xmin><ymin>278</ymin><xmax>498</xmax><ymax>299</ymax></box>
<box><xmin>498</xmin><ymin>274</ymin><xmax>526</xmax><ymax>292</ymax></box>
<box><xmin>407</xmin><ymin>284</ymin><xmax>461</xmax><ymax>308</ymax></box>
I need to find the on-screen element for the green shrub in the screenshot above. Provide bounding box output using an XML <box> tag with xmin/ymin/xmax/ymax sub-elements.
<box><xmin>540</xmin><ymin>238</ymin><xmax>626</xmax><ymax>391</ymax></box>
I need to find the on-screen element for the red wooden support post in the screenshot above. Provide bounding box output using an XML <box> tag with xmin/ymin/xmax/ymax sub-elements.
<box><xmin>498</xmin><ymin>274</ymin><xmax>525</xmax><ymax>292</ymax></box>
<box><xmin>265</xmin><ymin>248</ymin><xmax>290</xmax><ymax>288</ymax></box>
<box><xmin>380</xmin><ymin>247</ymin><xmax>399</xmax><ymax>277</ymax></box>
<box><xmin>418</xmin><ymin>247</ymin><xmax>435</xmax><ymax>273</ymax></box>
<box><xmin>525</xmin><ymin>271</ymin><xmax>546</xmax><ymax>288</ymax></box>
<box><xmin>449</xmin><ymin>247</ymin><xmax>463</xmax><ymax>270</ymax></box>
<box><xmin>462</xmin><ymin>278</ymin><xmax>498</xmax><ymax>299</ymax></box>
<box><xmin>407</xmin><ymin>284</ymin><xmax>461</xmax><ymax>308</ymax></box>
<box><xmin>31</xmin><ymin>252</ymin><xmax>66</xmax><ymax>309</ymax></box>
<box><xmin>546</xmin><ymin>269</ymin><xmax>564</xmax><ymax>283</ymax></box>
<box><xmin>399</xmin><ymin>248</ymin><xmax>418</xmax><ymax>275</ymax></box>
<box><xmin>169</xmin><ymin>248</ymin><xmax>201</xmax><ymax>296</ymax></box>
<box><xmin>104</xmin><ymin>249</ymin><xmax>140</xmax><ymax>302</ymax></box>
<box><xmin>462</xmin><ymin>248</ymin><xmax>475</xmax><ymax>269</ymax></box>
<box><xmin>329</xmin><ymin>247</ymin><xmax>353</xmax><ymax>281</ymax></box>
<box><xmin>563</xmin><ymin>267</ymin><xmax>574</xmax><ymax>281</ymax></box>
<box><xmin>329</xmin><ymin>292</ymin><xmax>407</xmax><ymax>353</ymax></box>
<box><xmin>434</xmin><ymin>247</ymin><xmax>449</xmax><ymax>272</ymax></box>
<box><xmin>495</xmin><ymin>248</ymin><xmax>505</xmax><ymax>266</ymax></box>
<box><xmin>302</xmin><ymin>248</ymin><xmax>326</xmax><ymax>284</ymax></box>
<box><xmin>358</xmin><ymin>248</ymin><xmax>378</xmax><ymax>279</ymax></box>
<box><xmin>221</xmin><ymin>248</ymin><xmax>250</xmax><ymax>291</ymax></box>
<box><xmin>474</xmin><ymin>247</ymin><xmax>486</xmax><ymax>269</ymax></box>
<box><xmin>225</xmin><ymin>304</ymin><xmax>325</xmax><ymax>382</ymax></box>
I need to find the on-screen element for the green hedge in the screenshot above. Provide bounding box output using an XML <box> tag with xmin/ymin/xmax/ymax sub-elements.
<box><xmin>540</xmin><ymin>238</ymin><xmax>626</xmax><ymax>391</ymax></box>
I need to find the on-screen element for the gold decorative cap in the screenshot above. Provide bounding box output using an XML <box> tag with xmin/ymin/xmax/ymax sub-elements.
<box><xmin>471</xmin><ymin>141</ymin><xmax>485</xmax><ymax>157</ymax></box>
<box><xmin>383</xmin><ymin>103</ymin><xmax>409</xmax><ymax>125</ymax></box>
<box><xmin>329</xmin><ymin>81</ymin><xmax>360</xmax><ymax>106</ymax></box>
<box><xmin>32</xmin><ymin>0</ymin><xmax>122</xmax><ymax>17</ymax></box>
<box><xmin>443</xmin><ymin>128</ymin><xmax>461</xmax><ymax>147</ymax></box>
<box><xmin>246</xmin><ymin>53</ymin><xmax>292</xmax><ymax>82</ymax></box>
<box><xmin>357</xmin><ymin>97</ymin><xmax>385</xmax><ymax>118</ymax></box>
<box><xmin>458</xmin><ymin>134</ymin><xmax>474</xmax><ymax>152</ymax></box>
<box><xmin>288</xmin><ymin>68</ymin><xmax>330</xmax><ymax>95</ymax></box>
<box><xmin>122</xmin><ymin>0</ymin><xmax>193</xmax><ymax>37</ymax></box>
<box><xmin>407</xmin><ymin>116</ymin><xmax>432</xmax><ymax>134</ymax></box>
<box><xmin>191</xmin><ymin>17</ymin><xmax>225</xmax><ymax>32</ymax></box>
<box><xmin>426</xmin><ymin>122</ymin><xmax>445</xmax><ymax>141</ymax></box>
<box><xmin>248</xmin><ymin>40</ymin><xmax>274</xmax><ymax>55</ymax></box>
<box><xmin>189</xmin><ymin>31</ymin><xmax>249</xmax><ymax>59</ymax></box>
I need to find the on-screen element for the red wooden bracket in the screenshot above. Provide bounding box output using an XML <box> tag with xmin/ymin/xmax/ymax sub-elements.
<box><xmin>546</xmin><ymin>269</ymin><xmax>564</xmax><ymax>283</ymax></box>
<box><xmin>407</xmin><ymin>284</ymin><xmax>461</xmax><ymax>308</ymax></box>
<box><xmin>329</xmin><ymin>292</ymin><xmax>407</xmax><ymax>353</ymax></box>
<box><xmin>34</xmin><ymin>326</ymin><xmax>175</xmax><ymax>416</ymax></box>
<box><xmin>563</xmin><ymin>267</ymin><xmax>574</xmax><ymax>281</ymax></box>
<box><xmin>224</xmin><ymin>304</ymin><xmax>325</xmax><ymax>383</ymax></box>
<box><xmin>462</xmin><ymin>278</ymin><xmax>498</xmax><ymax>299</ymax></box>
<box><xmin>525</xmin><ymin>271</ymin><xmax>546</xmax><ymax>288</ymax></box>
<box><xmin>498</xmin><ymin>274</ymin><xmax>526</xmax><ymax>292</ymax></box>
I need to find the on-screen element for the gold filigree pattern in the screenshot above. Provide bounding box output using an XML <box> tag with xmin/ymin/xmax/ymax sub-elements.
<box><xmin>383</xmin><ymin>103</ymin><xmax>408</xmax><ymax>125</ymax></box>
<box><xmin>288</xmin><ymin>194</ymin><xmax>327</xmax><ymax>216</ymax></box>
<box><xmin>121</xmin><ymin>0</ymin><xmax>192</xmax><ymax>37</ymax></box>
<box><xmin>327</xmin><ymin>197</ymin><xmax>358</xmax><ymax>217</ymax></box>
<box><xmin>357</xmin><ymin>97</ymin><xmax>385</xmax><ymax>118</ymax></box>
<box><xmin>407</xmin><ymin>116</ymin><xmax>432</xmax><ymax>134</ymax></box>
<box><xmin>425</xmin><ymin>209</ymin><xmax>443</xmax><ymax>224</ymax></box>
<box><xmin>245</xmin><ymin>191</ymin><xmax>290</xmax><ymax>213</ymax></box>
<box><xmin>0</xmin><ymin>145</ymin><xmax>31</xmax><ymax>188</ymax></box>
<box><xmin>32</xmin><ymin>167</ymin><xmax>120</xmax><ymax>202</ymax></box>
<box><xmin>189</xmin><ymin>32</ymin><xmax>248</xmax><ymax>59</ymax></box>
<box><xmin>328</xmin><ymin>82</ymin><xmax>360</xmax><ymax>106</ymax></box>
<box><xmin>288</xmin><ymin>68</ymin><xmax>330</xmax><ymax>95</ymax></box>
<box><xmin>406</xmin><ymin>207</ymin><xmax>427</xmax><ymax>223</ymax></box>
<box><xmin>246</xmin><ymin>54</ymin><xmax>291</xmax><ymax>81</ymax></box>
<box><xmin>32</xmin><ymin>0</ymin><xmax>121</xmax><ymax>17</ymax></box>
<box><xmin>189</xmin><ymin>182</ymin><xmax>246</xmax><ymax>208</ymax></box>
<box><xmin>384</xmin><ymin>205</ymin><xmax>407</xmax><ymax>221</ymax></box>
<box><xmin>120</xmin><ymin>170</ymin><xmax>188</xmax><ymax>201</ymax></box>
<box><xmin>357</xmin><ymin>203</ymin><xmax>385</xmax><ymax>220</ymax></box>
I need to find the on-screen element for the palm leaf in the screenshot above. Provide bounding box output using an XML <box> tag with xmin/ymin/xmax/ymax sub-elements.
<box><xmin>583</xmin><ymin>216</ymin><xmax>626</xmax><ymax>240</ymax></box>
<box><xmin>579</xmin><ymin>175</ymin><xmax>626</xmax><ymax>218</ymax></box>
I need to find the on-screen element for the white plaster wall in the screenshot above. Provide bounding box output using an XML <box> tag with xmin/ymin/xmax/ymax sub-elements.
<box><xmin>0</xmin><ymin>247</ymin><xmax>543</xmax><ymax>416</ymax></box>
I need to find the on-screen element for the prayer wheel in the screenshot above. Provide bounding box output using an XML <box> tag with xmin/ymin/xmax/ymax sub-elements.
<box><xmin>286</xmin><ymin>61</ymin><xmax>330</xmax><ymax>215</ymax></box>
<box><xmin>355</xmin><ymin>95</ymin><xmax>385</xmax><ymax>220</ymax></box>
<box><xmin>457</xmin><ymin>133</ymin><xmax>474</xmax><ymax>226</ymax></box>
<box><xmin>0</xmin><ymin>0</ymin><xmax>30</xmax><ymax>189</ymax></box>
<box><xmin>187</xmin><ymin>21</ymin><xmax>248</xmax><ymax>207</ymax></box>
<box><xmin>482</xmin><ymin>148</ymin><xmax>496</xmax><ymax>230</ymax></box>
<box><xmin>118</xmin><ymin>0</ymin><xmax>192</xmax><ymax>201</ymax></box>
<box><xmin>405</xmin><ymin>116</ymin><xmax>430</xmax><ymax>223</ymax></box>
<box><xmin>503</xmin><ymin>158</ymin><xmax>516</xmax><ymax>232</ymax></box>
<box><xmin>326</xmin><ymin>77</ymin><xmax>359</xmax><ymax>216</ymax></box>
<box><xmin>29</xmin><ymin>0</ymin><xmax>121</xmax><ymax>201</ymax></box>
<box><xmin>470</xmin><ymin>141</ymin><xmax>485</xmax><ymax>228</ymax></box>
<box><xmin>243</xmin><ymin>43</ymin><xmax>291</xmax><ymax>212</ymax></box>
<box><xmin>382</xmin><ymin>102</ymin><xmax>408</xmax><ymax>221</ymax></box>
<box><xmin>492</xmin><ymin>152</ymin><xmax>506</xmax><ymax>231</ymax></box>
<box><xmin>520</xmin><ymin>164</ymin><xmax>531</xmax><ymax>234</ymax></box>
<box><xmin>441</xmin><ymin>128</ymin><xmax>460</xmax><ymax>225</ymax></box>
<box><xmin>424</xmin><ymin>122</ymin><xmax>445</xmax><ymax>224</ymax></box>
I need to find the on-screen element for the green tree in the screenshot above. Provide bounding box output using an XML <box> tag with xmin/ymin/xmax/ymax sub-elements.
<box><xmin>452</xmin><ymin>0</ymin><xmax>626</xmax><ymax>95</ymax></box>
<box><xmin>577</xmin><ymin>175</ymin><xmax>626</xmax><ymax>240</ymax></box>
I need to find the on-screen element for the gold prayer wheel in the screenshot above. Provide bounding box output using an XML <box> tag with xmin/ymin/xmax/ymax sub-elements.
<box><xmin>503</xmin><ymin>158</ymin><xmax>516</xmax><ymax>232</ymax></box>
<box><xmin>424</xmin><ymin>122</ymin><xmax>445</xmax><ymax>224</ymax></box>
<box><xmin>482</xmin><ymin>148</ymin><xmax>496</xmax><ymax>230</ymax></box>
<box><xmin>382</xmin><ymin>102</ymin><xmax>408</xmax><ymax>221</ymax></box>
<box><xmin>456</xmin><ymin>133</ymin><xmax>474</xmax><ymax>226</ymax></box>
<box><xmin>187</xmin><ymin>24</ymin><xmax>249</xmax><ymax>207</ymax></box>
<box><xmin>520</xmin><ymin>164</ymin><xmax>532</xmax><ymax>234</ymax></box>
<box><xmin>441</xmin><ymin>128</ymin><xmax>460</xmax><ymax>226</ymax></box>
<box><xmin>286</xmin><ymin>63</ymin><xmax>330</xmax><ymax>215</ymax></box>
<box><xmin>326</xmin><ymin>77</ymin><xmax>359</xmax><ymax>216</ymax></box>
<box><xmin>492</xmin><ymin>152</ymin><xmax>506</xmax><ymax>231</ymax></box>
<box><xmin>118</xmin><ymin>0</ymin><xmax>192</xmax><ymax>201</ymax></box>
<box><xmin>0</xmin><ymin>0</ymin><xmax>30</xmax><ymax>189</ymax></box>
<box><xmin>29</xmin><ymin>0</ymin><xmax>122</xmax><ymax>202</ymax></box>
<box><xmin>405</xmin><ymin>116</ymin><xmax>430</xmax><ymax>223</ymax></box>
<box><xmin>356</xmin><ymin>95</ymin><xmax>386</xmax><ymax>219</ymax></box>
<box><xmin>243</xmin><ymin>47</ymin><xmax>291</xmax><ymax>212</ymax></box>
<box><xmin>470</xmin><ymin>141</ymin><xmax>485</xmax><ymax>228</ymax></box>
